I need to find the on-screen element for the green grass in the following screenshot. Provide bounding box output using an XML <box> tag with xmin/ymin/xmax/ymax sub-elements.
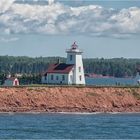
<box><xmin>0</xmin><ymin>84</ymin><xmax>140</xmax><ymax>89</ymax></box>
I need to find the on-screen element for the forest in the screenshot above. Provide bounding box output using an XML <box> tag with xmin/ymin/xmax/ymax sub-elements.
<box><xmin>0</xmin><ymin>56</ymin><xmax>140</xmax><ymax>85</ymax></box>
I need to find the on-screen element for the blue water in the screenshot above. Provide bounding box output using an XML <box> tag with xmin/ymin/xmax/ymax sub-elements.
<box><xmin>0</xmin><ymin>113</ymin><xmax>140</xmax><ymax>139</ymax></box>
<box><xmin>86</xmin><ymin>77</ymin><xmax>137</xmax><ymax>86</ymax></box>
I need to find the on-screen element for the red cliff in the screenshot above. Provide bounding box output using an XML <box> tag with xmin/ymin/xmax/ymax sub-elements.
<box><xmin>0</xmin><ymin>87</ymin><xmax>140</xmax><ymax>112</ymax></box>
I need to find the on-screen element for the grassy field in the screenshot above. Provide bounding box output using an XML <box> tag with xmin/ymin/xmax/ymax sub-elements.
<box><xmin>0</xmin><ymin>84</ymin><xmax>140</xmax><ymax>88</ymax></box>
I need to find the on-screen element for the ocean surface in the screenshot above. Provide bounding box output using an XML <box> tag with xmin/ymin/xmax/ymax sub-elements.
<box><xmin>86</xmin><ymin>77</ymin><xmax>137</xmax><ymax>86</ymax></box>
<box><xmin>0</xmin><ymin>113</ymin><xmax>140</xmax><ymax>139</ymax></box>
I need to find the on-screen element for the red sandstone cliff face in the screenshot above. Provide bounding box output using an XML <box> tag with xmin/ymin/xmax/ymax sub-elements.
<box><xmin>0</xmin><ymin>87</ymin><xmax>140</xmax><ymax>112</ymax></box>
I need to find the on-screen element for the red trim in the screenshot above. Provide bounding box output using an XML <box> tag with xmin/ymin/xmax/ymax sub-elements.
<box><xmin>6</xmin><ymin>77</ymin><xmax>17</xmax><ymax>81</ymax></box>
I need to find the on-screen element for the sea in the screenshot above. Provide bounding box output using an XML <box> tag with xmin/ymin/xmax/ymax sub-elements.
<box><xmin>0</xmin><ymin>113</ymin><xmax>140</xmax><ymax>139</ymax></box>
<box><xmin>85</xmin><ymin>77</ymin><xmax>137</xmax><ymax>86</ymax></box>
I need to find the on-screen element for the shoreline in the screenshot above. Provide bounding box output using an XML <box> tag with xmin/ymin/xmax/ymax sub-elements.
<box><xmin>1</xmin><ymin>111</ymin><xmax>140</xmax><ymax>115</ymax></box>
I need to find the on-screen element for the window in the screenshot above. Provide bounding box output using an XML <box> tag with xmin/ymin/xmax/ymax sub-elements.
<box><xmin>70</xmin><ymin>55</ymin><xmax>72</xmax><ymax>61</ymax></box>
<box><xmin>79</xmin><ymin>67</ymin><xmax>81</xmax><ymax>72</ymax></box>
<box><xmin>56</xmin><ymin>76</ymin><xmax>59</xmax><ymax>80</ymax></box>
<box><xmin>79</xmin><ymin>75</ymin><xmax>82</xmax><ymax>81</ymax></box>
<box><xmin>62</xmin><ymin>75</ymin><xmax>65</xmax><ymax>81</ymax></box>
<box><xmin>51</xmin><ymin>75</ymin><xmax>53</xmax><ymax>80</ymax></box>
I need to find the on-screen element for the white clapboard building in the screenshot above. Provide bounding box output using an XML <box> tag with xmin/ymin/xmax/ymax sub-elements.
<box><xmin>42</xmin><ymin>42</ymin><xmax>85</xmax><ymax>85</ymax></box>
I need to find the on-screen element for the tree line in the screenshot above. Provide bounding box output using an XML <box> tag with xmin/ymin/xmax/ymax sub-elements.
<box><xmin>0</xmin><ymin>56</ymin><xmax>140</xmax><ymax>84</ymax></box>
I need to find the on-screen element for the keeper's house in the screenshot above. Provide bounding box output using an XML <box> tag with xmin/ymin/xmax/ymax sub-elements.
<box><xmin>41</xmin><ymin>42</ymin><xmax>85</xmax><ymax>85</ymax></box>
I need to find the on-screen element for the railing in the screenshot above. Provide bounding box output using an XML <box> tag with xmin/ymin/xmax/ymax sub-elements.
<box><xmin>66</xmin><ymin>49</ymin><xmax>83</xmax><ymax>53</ymax></box>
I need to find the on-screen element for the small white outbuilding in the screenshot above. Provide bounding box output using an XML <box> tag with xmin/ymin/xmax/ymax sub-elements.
<box><xmin>4</xmin><ymin>77</ymin><xmax>19</xmax><ymax>86</ymax></box>
<box><xmin>42</xmin><ymin>42</ymin><xmax>85</xmax><ymax>85</ymax></box>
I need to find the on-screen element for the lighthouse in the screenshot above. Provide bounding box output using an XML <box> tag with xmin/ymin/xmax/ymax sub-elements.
<box><xmin>66</xmin><ymin>42</ymin><xmax>85</xmax><ymax>85</ymax></box>
<box><xmin>42</xmin><ymin>42</ymin><xmax>85</xmax><ymax>85</ymax></box>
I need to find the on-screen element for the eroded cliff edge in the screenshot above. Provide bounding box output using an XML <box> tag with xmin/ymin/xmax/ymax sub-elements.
<box><xmin>0</xmin><ymin>87</ymin><xmax>140</xmax><ymax>112</ymax></box>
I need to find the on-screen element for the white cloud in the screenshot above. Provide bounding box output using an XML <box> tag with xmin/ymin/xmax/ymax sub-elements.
<box><xmin>48</xmin><ymin>0</ymin><xmax>54</xmax><ymax>5</ymax></box>
<box><xmin>0</xmin><ymin>0</ymin><xmax>15</xmax><ymax>13</ymax></box>
<box><xmin>110</xmin><ymin>7</ymin><xmax>140</xmax><ymax>34</ymax></box>
<box><xmin>0</xmin><ymin>0</ymin><xmax>140</xmax><ymax>38</ymax></box>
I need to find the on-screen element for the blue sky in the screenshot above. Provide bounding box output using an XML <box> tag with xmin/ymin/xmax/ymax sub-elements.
<box><xmin>0</xmin><ymin>0</ymin><xmax>140</xmax><ymax>58</ymax></box>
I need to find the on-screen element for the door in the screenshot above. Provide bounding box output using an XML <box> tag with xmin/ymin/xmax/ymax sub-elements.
<box><xmin>14</xmin><ymin>80</ymin><xmax>18</xmax><ymax>86</ymax></box>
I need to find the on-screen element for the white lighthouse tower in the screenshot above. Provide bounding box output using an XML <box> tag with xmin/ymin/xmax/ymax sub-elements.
<box><xmin>66</xmin><ymin>42</ymin><xmax>85</xmax><ymax>85</ymax></box>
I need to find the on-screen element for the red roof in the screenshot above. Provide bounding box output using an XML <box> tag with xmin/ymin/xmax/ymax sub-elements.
<box><xmin>44</xmin><ymin>63</ymin><xmax>74</xmax><ymax>74</ymax></box>
<box><xmin>6</xmin><ymin>77</ymin><xmax>18</xmax><ymax>81</ymax></box>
